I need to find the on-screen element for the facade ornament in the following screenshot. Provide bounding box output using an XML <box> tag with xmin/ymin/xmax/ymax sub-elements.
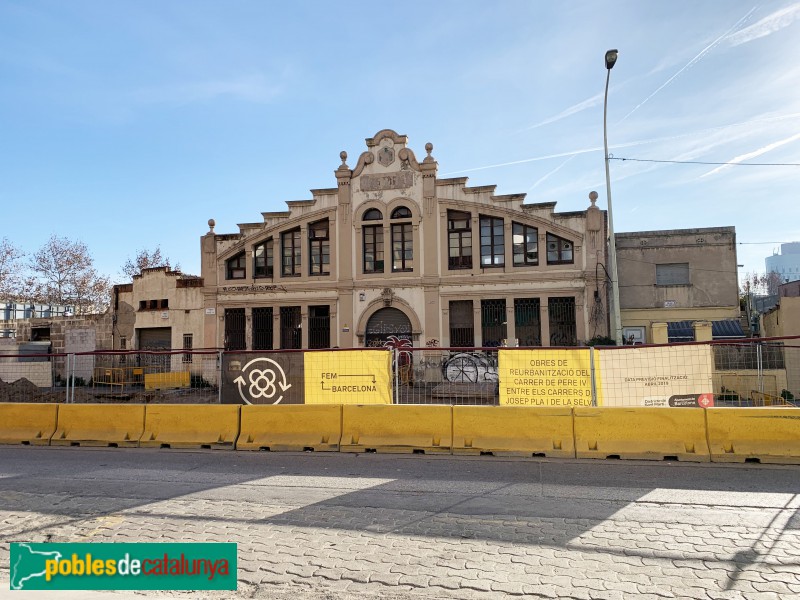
<box><xmin>381</xmin><ymin>287</ymin><xmax>394</xmax><ymax>307</ymax></box>
<box><xmin>208</xmin><ymin>219</ymin><xmax>216</xmax><ymax>233</ymax></box>
<box><xmin>339</xmin><ymin>151</ymin><xmax>348</xmax><ymax>168</ymax></box>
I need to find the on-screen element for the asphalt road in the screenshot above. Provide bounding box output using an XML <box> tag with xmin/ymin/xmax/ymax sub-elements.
<box><xmin>1</xmin><ymin>447</ymin><xmax>799</xmax><ymax>599</ymax></box>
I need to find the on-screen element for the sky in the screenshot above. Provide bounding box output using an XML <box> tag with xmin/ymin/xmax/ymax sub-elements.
<box><xmin>1</xmin><ymin>0</ymin><xmax>798</xmax><ymax>285</ymax></box>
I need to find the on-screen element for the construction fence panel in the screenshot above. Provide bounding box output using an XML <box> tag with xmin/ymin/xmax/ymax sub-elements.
<box><xmin>0</xmin><ymin>351</ymin><xmax>66</xmax><ymax>403</ymax></box>
<box><xmin>394</xmin><ymin>348</ymin><xmax>500</xmax><ymax>405</ymax></box>
<box><xmin>79</xmin><ymin>350</ymin><xmax>220</xmax><ymax>403</ymax></box>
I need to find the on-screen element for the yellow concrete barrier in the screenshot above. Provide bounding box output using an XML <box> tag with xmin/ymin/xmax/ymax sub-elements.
<box><xmin>574</xmin><ymin>407</ymin><xmax>709</xmax><ymax>462</ymax></box>
<box><xmin>237</xmin><ymin>405</ymin><xmax>342</xmax><ymax>451</ymax></box>
<box><xmin>453</xmin><ymin>406</ymin><xmax>575</xmax><ymax>458</ymax></box>
<box><xmin>706</xmin><ymin>408</ymin><xmax>800</xmax><ymax>464</ymax></box>
<box><xmin>341</xmin><ymin>405</ymin><xmax>452</xmax><ymax>454</ymax></box>
<box><xmin>0</xmin><ymin>403</ymin><xmax>58</xmax><ymax>445</ymax></box>
<box><xmin>144</xmin><ymin>371</ymin><xmax>190</xmax><ymax>390</ymax></box>
<box><xmin>51</xmin><ymin>404</ymin><xmax>144</xmax><ymax>447</ymax></box>
<box><xmin>140</xmin><ymin>405</ymin><xmax>240</xmax><ymax>450</ymax></box>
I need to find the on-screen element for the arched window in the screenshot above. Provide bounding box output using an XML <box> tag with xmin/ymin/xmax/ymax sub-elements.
<box><xmin>391</xmin><ymin>206</ymin><xmax>413</xmax><ymax>272</ymax></box>
<box><xmin>391</xmin><ymin>206</ymin><xmax>412</xmax><ymax>219</ymax></box>
<box><xmin>363</xmin><ymin>209</ymin><xmax>384</xmax><ymax>273</ymax></box>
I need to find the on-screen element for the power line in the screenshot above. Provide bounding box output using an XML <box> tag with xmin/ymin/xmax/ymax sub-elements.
<box><xmin>609</xmin><ymin>156</ymin><xmax>800</xmax><ymax>167</ymax></box>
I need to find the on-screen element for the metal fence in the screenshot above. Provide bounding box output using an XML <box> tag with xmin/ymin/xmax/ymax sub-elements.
<box><xmin>0</xmin><ymin>336</ymin><xmax>798</xmax><ymax>407</ymax></box>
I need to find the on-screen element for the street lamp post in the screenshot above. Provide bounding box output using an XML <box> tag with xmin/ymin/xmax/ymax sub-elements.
<box><xmin>603</xmin><ymin>49</ymin><xmax>623</xmax><ymax>345</ymax></box>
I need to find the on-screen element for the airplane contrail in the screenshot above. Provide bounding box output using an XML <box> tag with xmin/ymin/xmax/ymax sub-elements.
<box><xmin>727</xmin><ymin>3</ymin><xmax>800</xmax><ymax>46</ymax></box>
<box><xmin>528</xmin><ymin>156</ymin><xmax>577</xmax><ymax>191</ymax></box>
<box><xmin>440</xmin><ymin>111</ymin><xmax>800</xmax><ymax>177</ymax></box>
<box><xmin>700</xmin><ymin>131</ymin><xmax>800</xmax><ymax>178</ymax></box>
<box><xmin>618</xmin><ymin>5</ymin><xmax>759</xmax><ymax>123</ymax></box>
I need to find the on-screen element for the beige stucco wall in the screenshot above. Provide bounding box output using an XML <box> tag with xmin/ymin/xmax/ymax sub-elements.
<box><xmin>114</xmin><ymin>268</ymin><xmax>205</xmax><ymax>352</ymax></box>
<box><xmin>763</xmin><ymin>297</ymin><xmax>800</xmax><ymax>338</ymax></box>
<box><xmin>762</xmin><ymin>297</ymin><xmax>800</xmax><ymax>397</ymax></box>
<box><xmin>202</xmin><ymin>129</ymin><xmax>608</xmax><ymax>350</ymax></box>
<box><xmin>616</xmin><ymin>227</ymin><xmax>739</xmax><ymax>342</ymax></box>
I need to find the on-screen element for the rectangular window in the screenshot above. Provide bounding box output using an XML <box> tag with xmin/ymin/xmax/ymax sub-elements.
<box><xmin>308</xmin><ymin>220</ymin><xmax>330</xmax><ymax>276</ymax></box>
<box><xmin>514</xmin><ymin>298</ymin><xmax>541</xmax><ymax>346</ymax></box>
<box><xmin>656</xmin><ymin>263</ymin><xmax>690</xmax><ymax>285</ymax></box>
<box><xmin>480</xmin><ymin>299</ymin><xmax>507</xmax><ymax>347</ymax></box>
<box><xmin>280</xmin><ymin>306</ymin><xmax>302</xmax><ymax>349</ymax></box>
<box><xmin>139</xmin><ymin>301</ymin><xmax>147</xmax><ymax>311</ymax></box>
<box><xmin>448</xmin><ymin>211</ymin><xmax>472</xmax><ymax>269</ymax></box>
<box><xmin>253</xmin><ymin>239</ymin><xmax>274</xmax><ymax>278</ymax></box>
<box><xmin>119</xmin><ymin>336</ymin><xmax>127</xmax><ymax>350</ymax></box>
<box><xmin>149</xmin><ymin>299</ymin><xmax>158</xmax><ymax>310</ymax></box>
<box><xmin>182</xmin><ymin>333</ymin><xmax>193</xmax><ymax>363</ymax></box>
<box><xmin>513</xmin><ymin>223</ymin><xmax>538</xmax><ymax>266</ymax></box>
<box><xmin>480</xmin><ymin>216</ymin><xmax>504</xmax><ymax>267</ymax></box>
<box><xmin>391</xmin><ymin>223</ymin><xmax>413</xmax><ymax>272</ymax></box>
<box><xmin>548</xmin><ymin>297</ymin><xmax>577</xmax><ymax>346</ymax></box>
<box><xmin>449</xmin><ymin>300</ymin><xmax>474</xmax><ymax>347</ymax></box>
<box><xmin>160</xmin><ymin>299</ymin><xmax>169</xmax><ymax>309</ymax></box>
<box><xmin>252</xmin><ymin>307</ymin><xmax>273</xmax><ymax>350</ymax></box>
<box><xmin>546</xmin><ymin>233</ymin><xmax>574</xmax><ymax>265</ymax></box>
<box><xmin>226</xmin><ymin>253</ymin><xmax>246</xmax><ymax>279</ymax></box>
<box><xmin>308</xmin><ymin>305</ymin><xmax>330</xmax><ymax>349</ymax></box>
<box><xmin>224</xmin><ymin>308</ymin><xmax>246</xmax><ymax>351</ymax></box>
<box><xmin>363</xmin><ymin>225</ymin><xmax>384</xmax><ymax>273</ymax></box>
<box><xmin>281</xmin><ymin>229</ymin><xmax>301</xmax><ymax>276</ymax></box>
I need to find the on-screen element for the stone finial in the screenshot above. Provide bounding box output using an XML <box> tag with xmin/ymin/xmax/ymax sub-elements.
<box><xmin>208</xmin><ymin>218</ymin><xmax>216</xmax><ymax>233</ymax></box>
<box><xmin>425</xmin><ymin>142</ymin><xmax>433</xmax><ymax>158</ymax></box>
<box><xmin>589</xmin><ymin>191</ymin><xmax>598</xmax><ymax>207</ymax></box>
<box><xmin>339</xmin><ymin>150</ymin><xmax>348</xmax><ymax>167</ymax></box>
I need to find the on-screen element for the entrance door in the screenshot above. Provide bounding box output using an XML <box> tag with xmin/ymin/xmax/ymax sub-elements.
<box><xmin>365</xmin><ymin>307</ymin><xmax>412</xmax><ymax>347</ymax></box>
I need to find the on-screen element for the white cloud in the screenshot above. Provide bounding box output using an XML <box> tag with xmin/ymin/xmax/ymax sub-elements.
<box><xmin>726</xmin><ymin>3</ymin><xmax>800</xmax><ymax>46</ymax></box>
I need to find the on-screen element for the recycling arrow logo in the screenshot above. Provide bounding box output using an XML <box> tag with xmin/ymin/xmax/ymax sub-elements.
<box><xmin>233</xmin><ymin>357</ymin><xmax>292</xmax><ymax>405</ymax></box>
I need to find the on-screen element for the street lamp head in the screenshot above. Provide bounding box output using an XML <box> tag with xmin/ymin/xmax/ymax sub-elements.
<box><xmin>605</xmin><ymin>49</ymin><xmax>618</xmax><ymax>70</ymax></box>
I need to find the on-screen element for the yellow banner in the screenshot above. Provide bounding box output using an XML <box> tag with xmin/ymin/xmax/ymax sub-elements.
<box><xmin>499</xmin><ymin>349</ymin><xmax>595</xmax><ymax>407</ymax></box>
<box><xmin>304</xmin><ymin>350</ymin><xmax>393</xmax><ymax>404</ymax></box>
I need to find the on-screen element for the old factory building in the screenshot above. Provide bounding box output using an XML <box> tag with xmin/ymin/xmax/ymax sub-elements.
<box><xmin>197</xmin><ymin>129</ymin><xmax>609</xmax><ymax>351</ymax></box>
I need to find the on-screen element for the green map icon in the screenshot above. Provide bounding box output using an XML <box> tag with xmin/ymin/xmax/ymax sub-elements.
<box><xmin>10</xmin><ymin>543</ymin><xmax>63</xmax><ymax>590</ymax></box>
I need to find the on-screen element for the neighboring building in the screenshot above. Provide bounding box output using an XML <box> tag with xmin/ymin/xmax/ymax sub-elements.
<box><xmin>763</xmin><ymin>280</ymin><xmax>800</xmax><ymax>338</ymax></box>
<box><xmin>199</xmin><ymin>129</ymin><xmax>609</xmax><ymax>351</ymax></box>
<box><xmin>0</xmin><ymin>302</ymin><xmax>76</xmax><ymax>338</ymax></box>
<box><xmin>766</xmin><ymin>242</ymin><xmax>800</xmax><ymax>282</ymax></box>
<box><xmin>762</xmin><ymin>279</ymin><xmax>800</xmax><ymax>398</ymax></box>
<box><xmin>113</xmin><ymin>267</ymin><xmax>205</xmax><ymax>353</ymax></box>
<box><xmin>615</xmin><ymin>227</ymin><xmax>741</xmax><ymax>344</ymax></box>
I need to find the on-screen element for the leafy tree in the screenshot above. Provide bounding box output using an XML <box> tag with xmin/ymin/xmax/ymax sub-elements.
<box><xmin>0</xmin><ymin>237</ymin><xmax>24</xmax><ymax>300</ymax></box>
<box><xmin>27</xmin><ymin>235</ymin><xmax>111</xmax><ymax>314</ymax></box>
<box><xmin>121</xmin><ymin>246</ymin><xmax>180</xmax><ymax>280</ymax></box>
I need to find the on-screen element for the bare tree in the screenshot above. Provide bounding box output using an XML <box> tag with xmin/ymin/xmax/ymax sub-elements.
<box><xmin>121</xmin><ymin>246</ymin><xmax>180</xmax><ymax>280</ymax></box>
<box><xmin>745</xmin><ymin>271</ymin><xmax>783</xmax><ymax>296</ymax></box>
<box><xmin>28</xmin><ymin>235</ymin><xmax>111</xmax><ymax>314</ymax></box>
<box><xmin>0</xmin><ymin>237</ymin><xmax>25</xmax><ymax>301</ymax></box>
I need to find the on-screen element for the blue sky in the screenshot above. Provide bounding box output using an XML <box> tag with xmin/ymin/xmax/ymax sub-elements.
<box><xmin>1</xmin><ymin>1</ymin><xmax>798</xmax><ymax>283</ymax></box>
